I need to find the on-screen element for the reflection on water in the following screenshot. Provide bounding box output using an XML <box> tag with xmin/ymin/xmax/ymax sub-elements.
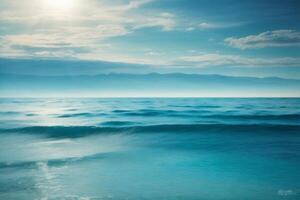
<box><xmin>0</xmin><ymin>98</ymin><xmax>300</xmax><ymax>200</ymax></box>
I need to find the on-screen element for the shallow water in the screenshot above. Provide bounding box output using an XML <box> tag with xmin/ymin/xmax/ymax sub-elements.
<box><xmin>0</xmin><ymin>98</ymin><xmax>300</xmax><ymax>200</ymax></box>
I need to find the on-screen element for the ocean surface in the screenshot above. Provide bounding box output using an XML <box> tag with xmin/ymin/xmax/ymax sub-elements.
<box><xmin>0</xmin><ymin>98</ymin><xmax>299</xmax><ymax>200</ymax></box>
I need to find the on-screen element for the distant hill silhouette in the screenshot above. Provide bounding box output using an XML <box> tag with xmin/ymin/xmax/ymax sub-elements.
<box><xmin>1</xmin><ymin>73</ymin><xmax>299</xmax><ymax>97</ymax></box>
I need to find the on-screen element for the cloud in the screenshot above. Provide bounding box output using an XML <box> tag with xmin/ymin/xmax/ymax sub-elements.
<box><xmin>119</xmin><ymin>0</ymin><xmax>153</xmax><ymax>10</ymax></box>
<box><xmin>225</xmin><ymin>30</ymin><xmax>300</xmax><ymax>49</ymax></box>
<box><xmin>0</xmin><ymin>0</ymin><xmax>172</xmax><ymax>31</ymax></box>
<box><xmin>0</xmin><ymin>0</ymin><xmax>178</xmax><ymax>60</ymax></box>
<box><xmin>0</xmin><ymin>23</ymin><xmax>129</xmax><ymax>59</ymax></box>
<box><xmin>133</xmin><ymin>12</ymin><xmax>175</xmax><ymax>31</ymax></box>
<box><xmin>184</xmin><ymin>21</ymin><xmax>243</xmax><ymax>31</ymax></box>
<box><xmin>177</xmin><ymin>53</ymin><xmax>300</xmax><ymax>67</ymax></box>
<box><xmin>198</xmin><ymin>22</ymin><xmax>231</xmax><ymax>29</ymax></box>
<box><xmin>1</xmin><ymin>25</ymin><xmax>128</xmax><ymax>48</ymax></box>
<box><xmin>144</xmin><ymin>50</ymin><xmax>163</xmax><ymax>56</ymax></box>
<box><xmin>185</xmin><ymin>27</ymin><xmax>195</xmax><ymax>31</ymax></box>
<box><xmin>198</xmin><ymin>22</ymin><xmax>217</xmax><ymax>29</ymax></box>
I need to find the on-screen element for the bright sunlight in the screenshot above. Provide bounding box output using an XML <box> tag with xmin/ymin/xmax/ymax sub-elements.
<box><xmin>44</xmin><ymin>0</ymin><xmax>74</xmax><ymax>10</ymax></box>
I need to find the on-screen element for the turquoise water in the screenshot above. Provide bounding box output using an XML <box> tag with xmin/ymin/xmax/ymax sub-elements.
<box><xmin>0</xmin><ymin>98</ymin><xmax>299</xmax><ymax>200</ymax></box>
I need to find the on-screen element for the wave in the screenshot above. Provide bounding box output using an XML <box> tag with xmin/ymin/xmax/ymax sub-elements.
<box><xmin>5</xmin><ymin>108</ymin><xmax>298</xmax><ymax>121</ymax></box>
<box><xmin>26</xmin><ymin>113</ymin><xmax>38</xmax><ymax>116</ymax></box>
<box><xmin>57</xmin><ymin>112</ymin><xmax>106</xmax><ymax>118</ymax></box>
<box><xmin>100</xmin><ymin>121</ymin><xmax>138</xmax><ymax>126</ymax></box>
<box><xmin>172</xmin><ymin>105</ymin><xmax>221</xmax><ymax>108</ymax></box>
<box><xmin>112</xmin><ymin>109</ymin><xmax>172</xmax><ymax>116</ymax></box>
<box><xmin>57</xmin><ymin>112</ymin><xmax>95</xmax><ymax>118</ymax></box>
<box><xmin>1</xmin><ymin>124</ymin><xmax>299</xmax><ymax>138</ymax></box>
<box><xmin>109</xmin><ymin>109</ymin><xmax>300</xmax><ymax>120</ymax></box>
<box><xmin>203</xmin><ymin>114</ymin><xmax>300</xmax><ymax>120</ymax></box>
<box><xmin>0</xmin><ymin>111</ymin><xmax>21</xmax><ymax>115</ymax></box>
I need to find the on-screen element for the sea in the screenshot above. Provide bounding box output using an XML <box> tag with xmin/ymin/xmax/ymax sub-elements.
<box><xmin>0</xmin><ymin>98</ymin><xmax>299</xmax><ymax>200</ymax></box>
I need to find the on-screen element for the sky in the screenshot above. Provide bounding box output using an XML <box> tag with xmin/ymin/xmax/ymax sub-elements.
<box><xmin>0</xmin><ymin>0</ymin><xmax>300</xmax><ymax>78</ymax></box>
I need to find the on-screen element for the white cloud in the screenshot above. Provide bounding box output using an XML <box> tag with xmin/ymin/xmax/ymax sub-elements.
<box><xmin>177</xmin><ymin>53</ymin><xmax>300</xmax><ymax>67</ymax></box>
<box><xmin>144</xmin><ymin>51</ymin><xmax>163</xmax><ymax>56</ymax></box>
<box><xmin>225</xmin><ymin>30</ymin><xmax>300</xmax><ymax>49</ymax></box>
<box><xmin>0</xmin><ymin>0</ymin><xmax>173</xmax><ymax>31</ymax></box>
<box><xmin>182</xmin><ymin>21</ymin><xmax>243</xmax><ymax>31</ymax></box>
<box><xmin>185</xmin><ymin>27</ymin><xmax>195</xmax><ymax>31</ymax></box>
<box><xmin>132</xmin><ymin>12</ymin><xmax>175</xmax><ymax>31</ymax></box>
<box><xmin>0</xmin><ymin>24</ymin><xmax>129</xmax><ymax>59</ymax></box>
<box><xmin>0</xmin><ymin>0</ymin><xmax>178</xmax><ymax>60</ymax></box>
<box><xmin>120</xmin><ymin>0</ymin><xmax>153</xmax><ymax>10</ymax></box>
<box><xmin>198</xmin><ymin>22</ymin><xmax>217</xmax><ymax>29</ymax></box>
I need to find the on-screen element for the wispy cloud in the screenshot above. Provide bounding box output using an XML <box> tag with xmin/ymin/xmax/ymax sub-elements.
<box><xmin>0</xmin><ymin>0</ymin><xmax>177</xmax><ymax>59</ymax></box>
<box><xmin>1</xmin><ymin>25</ymin><xmax>128</xmax><ymax>48</ymax></box>
<box><xmin>184</xmin><ymin>21</ymin><xmax>243</xmax><ymax>31</ymax></box>
<box><xmin>133</xmin><ymin>12</ymin><xmax>176</xmax><ymax>31</ymax></box>
<box><xmin>198</xmin><ymin>22</ymin><xmax>241</xmax><ymax>29</ymax></box>
<box><xmin>0</xmin><ymin>24</ymin><xmax>128</xmax><ymax>59</ymax></box>
<box><xmin>225</xmin><ymin>30</ymin><xmax>300</xmax><ymax>49</ymax></box>
<box><xmin>177</xmin><ymin>53</ymin><xmax>300</xmax><ymax>67</ymax></box>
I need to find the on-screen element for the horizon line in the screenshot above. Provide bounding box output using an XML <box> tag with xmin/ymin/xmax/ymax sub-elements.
<box><xmin>1</xmin><ymin>96</ymin><xmax>300</xmax><ymax>98</ymax></box>
<box><xmin>1</xmin><ymin>72</ymin><xmax>300</xmax><ymax>81</ymax></box>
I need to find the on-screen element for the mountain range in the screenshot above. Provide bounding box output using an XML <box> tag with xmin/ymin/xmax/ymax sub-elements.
<box><xmin>1</xmin><ymin>73</ymin><xmax>299</xmax><ymax>97</ymax></box>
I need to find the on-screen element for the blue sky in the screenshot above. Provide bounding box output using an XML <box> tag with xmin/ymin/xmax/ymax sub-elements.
<box><xmin>0</xmin><ymin>0</ymin><xmax>300</xmax><ymax>78</ymax></box>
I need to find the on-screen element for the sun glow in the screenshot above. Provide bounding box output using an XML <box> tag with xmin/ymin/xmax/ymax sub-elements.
<box><xmin>44</xmin><ymin>0</ymin><xmax>74</xmax><ymax>10</ymax></box>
